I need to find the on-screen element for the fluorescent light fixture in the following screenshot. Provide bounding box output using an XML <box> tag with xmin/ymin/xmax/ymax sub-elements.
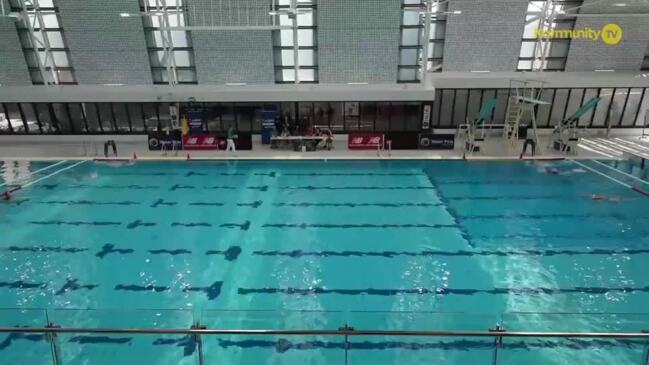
<box><xmin>419</xmin><ymin>10</ymin><xmax>462</xmax><ymax>15</ymax></box>
<box><xmin>119</xmin><ymin>12</ymin><xmax>132</xmax><ymax>17</ymax></box>
<box><xmin>614</xmin><ymin>3</ymin><xmax>628</xmax><ymax>6</ymax></box>
<box><xmin>268</xmin><ymin>11</ymin><xmax>278</xmax><ymax>15</ymax></box>
<box><xmin>226</xmin><ymin>82</ymin><xmax>247</xmax><ymax>86</ymax></box>
<box><xmin>452</xmin><ymin>10</ymin><xmax>462</xmax><ymax>14</ymax></box>
<box><xmin>470</xmin><ymin>70</ymin><xmax>490</xmax><ymax>73</ymax></box>
<box><xmin>347</xmin><ymin>82</ymin><xmax>369</xmax><ymax>85</ymax></box>
<box><xmin>103</xmin><ymin>83</ymin><xmax>125</xmax><ymax>86</ymax></box>
<box><xmin>594</xmin><ymin>69</ymin><xmax>615</xmax><ymax>72</ymax></box>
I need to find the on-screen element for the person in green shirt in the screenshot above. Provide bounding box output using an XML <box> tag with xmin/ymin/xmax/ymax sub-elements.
<box><xmin>226</xmin><ymin>125</ymin><xmax>236</xmax><ymax>152</ymax></box>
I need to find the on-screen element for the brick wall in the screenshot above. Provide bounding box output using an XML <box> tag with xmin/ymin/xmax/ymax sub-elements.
<box><xmin>317</xmin><ymin>0</ymin><xmax>401</xmax><ymax>83</ymax></box>
<box><xmin>565</xmin><ymin>0</ymin><xmax>649</xmax><ymax>71</ymax></box>
<box><xmin>443</xmin><ymin>0</ymin><xmax>528</xmax><ymax>72</ymax></box>
<box><xmin>187</xmin><ymin>0</ymin><xmax>275</xmax><ymax>84</ymax></box>
<box><xmin>0</xmin><ymin>1</ymin><xmax>31</xmax><ymax>86</ymax></box>
<box><xmin>56</xmin><ymin>0</ymin><xmax>152</xmax><ymax>84</ymax></box>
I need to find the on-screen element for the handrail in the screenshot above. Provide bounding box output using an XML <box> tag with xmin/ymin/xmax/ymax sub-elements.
<box><xmin>2</xmin><ymin>327</ymin><xmax>649</xmax><ymax>339</ymax></box>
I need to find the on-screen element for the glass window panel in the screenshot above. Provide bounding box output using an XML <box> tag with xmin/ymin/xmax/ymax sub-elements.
<box><xmin>298</xmin><ymin>49</ymin><xmax>315</xmax><ymax>66</ymax></box>
<box><xmin>221</xmin><ymin>104</ymin><xmax>236</xmax><ymax>130</ymax></box>
<box><xmin>142</xmin><ymin>103</ymin><xmax>158</xmax><ymax>131</ymax></box>
<box><xmin>360</xmin><ymin>102</ymin><xmax>376</xmax><ymax>131</ymax></box>
<box><xmin>375</xmin><ymin>102</ymin><xmax>390</xmax><ymax>131</ymax></box>
<box><xmin>578</xmin><ymin>89</ymin><xmax>599</xmax><ymax>126</ymax></box>
<box><xmin>564</xmin><ymin>89</ymin><xmax>585</xmax><ymax>120</ymax></box>
<box><xmin>297</xmin><ymin>29</ymin><xmax>314</xmax><ymax>46</ymax></box>
<box><xmin>82</xmin><ymin>103</ymin><xmax>102</xmax><ymax>132</ymax></box>
<box><xmin>24</xmin><ymin>50</ymin><xmax>40</xmax><ymax>67</ymax></box>
<box><xmin>277</xmin><ymin>14</ymin><xmax>292</xmax><ymax>26</ymax></box>
<box><xmin>0</xmin><ymin>105</ymin><xmax>10</xmax><ymax>133</ymax></box>
<box><xmin>404</xmin><ymin>102</ymin><xmax>421</xmax><ymax>131</ymax></box>
<box><xmin>34</xmin><ymin>103</ymin><xmax>56</xmax><ymax>133</ymax></box>
<box><xmin>523</xmin><ymin>17</ymin><xmax>540</xmax><ymax>38</ymax></box>
<box><xmin>430</xmin><ymin>22</ymin><xmax>445</xmax><ymax>39</ymax></box>
<box><xmin>536</xmin><ymin>88</ymin><xmax>555</xmax><ymax>127</ymax></box>
<box><xmin>112</xmin><ymin>103</ymin><xmax>131</xmax><ymax>132</ymax></box>
<box><xmin>126</xmin><ymin>104</ymin><xmax>145</xmax><ymax>132</ymax></box>
<box><xmin>296</xmin><ymin>12</ymin><xmax>313</xmax><ymax>26</ymax></box>
<box><xmin>401</xmin><ymin>28</ymin><xmax>420</xmax><ymax>46</ymax></box>
<box><xmin>440</xmin><ymin>90</ymin><xmax>455</xmax><ymax>127</ymax></box>
<box><xmin>277</xmin><ymin>69</ymin><xmax>295</xmax><ymax>82</ymax></box>
<box><xmin>429</xmin><ymin>42</ymin><xmax>444</xmax><ymax>58</ymax></box>
<box><xmin>390</xmin><ymin>103</ymin><xmax>405</xmax><ymax>131</ymax></box>
<box><xmin>4</xmin><ymin>104</ymin><xmax>25</xmax><ymax>133</ymax></box>
<box><xmin>67</xmin><ymin>103</ymin><xmax>87</xmax><ymax>133</ymax></box>
<box><xmin>591</xmin><ymin>88</ymin><xmax>613</xmax><ymax>127</ymax></box>
<box><xmin>29</xmin><ymin>70</ymin><xmax>44</xmax><ymax>84</ymax></box>
<box><xmin>520</xmin><ymin>41</ymin><xmax>535</xmax><ymax>58</ymax></box>
<box><xmin>158</xmin><ymin>103</ymin><xmax>172</xmax><ymax>129</ymax></box>
<box><xmin>403</xmin><ymin>10</ymin><xmax>421</xmax><ymax>26</ymax></box>
<box><xmin>149</xmin><ymin>51</ymin><xmax>165</xmax><ymax>66</ymax></box>
<box><xmin>46</xmin><ymin>31</ymin><xmax>65</xmax><ymax>48</ymax></box>
<box><xmin>173</xmin><ymin>50</ymin><xmax>193</xmax><ymax>67</ymax></box>
<box><xmin>621</xmin><ymin>88</ymin><xmax>643</xmax><ymax>127</ymax></box>
<box><xmin>313</xmin><ymin>103</ymin><xmax>328</xmax><ymax>127</ymax></box>
<box><xmin>177</xmin><ymin>69</ymin><xmax>196</xmax><ymax>83</ymax></box>
<box><xmin>279</xmin><ymin>29</ymin><xmax>293</xmax><ymax>46</ymax></box>
<box><xmin>548</xmin><ymin>40</ymin><xmax>570</xmax><ymax>57</ymax></box>
<box><xmin>494</xmin><ymin>89</ymin><xmax>510</xmax><ymax>124</ymax></box>
<box><xmin>57</xmin><ymin>70</ymin><xmax>75</xmax><ymax>83</ymax></box>
<box><xmin>204</xmin><ymin>103</ymin><xmax>222</xmax><ymax>132</ymax></box>
<box><xmin>51</xmin><ymin>51</ymin><xmax>70</xmax><ymax>67</ymax></box>
<box><xmin>277</xmin><ymin>49</ymin><xmax>294</xmax><ymax>66</ymax></box>
<box><xmin>636</xmin><ymin>89</ymin><xmax>649</xmax><ymax>127</ymax></box>
<box><xmin>466</xmin><ymin>90</ymin><xmax>482</xmax><ymax>124</ymax></box>
<box><xmin>453</xmin><ymin>89</ymin><xmax>469</xmax><ymax>124</ymax></box>
<box><xmin>97</xmin><ymin>103</ymin><xmax>115</xmax><ymax>132</ymax></box>
<box><xmin>398</xmin><ymin>68</ymin><xmax>418</xmax><ymax>81</ymax></box>
<box><xmin>518</xmin><ymin>60</ymin><xmax>533</xmax><ymax>70</ymax></box>
<box><xmin>298</xmin><ymin>68</ymin><xmax>315</xmax><ymax>82</ymax></box>
<box><xmin>39</xmin><ymin>13</ymin><xmax>59</xmax><ymax>28</ymax></box>
<box><xmin>550</xmin><ymin>89</ymin><xmax>569</xmax><ymax>126</ymax></box>
<box><xmin>20</xmin><ymin>103</ymin><xmax>40</xmax><ymax>133</ymax></box>
<box><xmin>51</xmin><ymin>103</ymin><xmax>72</xmax><ymax>132</ymax></box>
<box><xmin>37</xmin><ymin>0</ymin><xmax>54</xmax><ymax>7</ymax></box>
<box><xmin>607</xmin><ymin>89</ymin><xmax>629</xmax><ymax>128</ymax></box>
<box><xmin>400</xmin><ymin>49</ymin><xmax>419</xmax><ymax>65</ymax></box>
<box><xmin>327</xmin><ymin>103</ymin><xmax>343</xmax><ymax>131</ymax></box>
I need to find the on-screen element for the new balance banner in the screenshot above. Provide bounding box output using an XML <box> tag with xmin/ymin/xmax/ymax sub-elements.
<box><xmin>348</xmin><ymin>133</ymin><xmax>384</xmax><ymax>150</ymax></box>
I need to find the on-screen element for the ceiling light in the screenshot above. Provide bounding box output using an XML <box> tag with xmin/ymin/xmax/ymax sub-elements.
<box><xmin>614</xmin><ymin>3</ymin><xmax>628</xmax><ymax>6</ymax></box>
<box><xmin>347</xmin><ymin>82</ymin><xmax>369</xmax><ymax>85</ymax></box>
<box><xmin>594</xmin><ymin>69</ymin><xmax>615</xmax><ymax>72</ymax></box>
<box><xmin>103</xmin><ymin>83</ymin><xmax>125</xmax><ymax>86</ymax></box>
<box><xmin>226</xmin><ymin>82</ymin><xmax>247</xmax><ymax>86</ymax></box>
<box><xmin>119</xmin><ymin>12</ymin><xmax>132</xmax><ymax>17</ymax></box>
<box><xmin>470</xmin><ymin>70</ymin><xmax>490</xmax><ymax>73</ymax></box>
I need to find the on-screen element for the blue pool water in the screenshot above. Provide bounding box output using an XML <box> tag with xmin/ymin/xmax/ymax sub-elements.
<box><xmin>1</xmin><ymin>159</ymin><xmax>648</xmax><ymax>364</ymax></box>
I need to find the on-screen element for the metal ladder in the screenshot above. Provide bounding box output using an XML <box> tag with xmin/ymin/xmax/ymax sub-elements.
<box><xmin>504</xmin><ymin>96</ymin><xmax>522</xmax><ymax>142</ymax></box>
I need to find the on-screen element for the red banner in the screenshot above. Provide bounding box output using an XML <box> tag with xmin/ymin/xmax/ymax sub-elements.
<box><xmin>182</xmin><ymin>134</ymin><xmax>226</xmax><ymax>150</ymax></box>
<box><xmin>348</xmin><ymin>133</ymin><xmax>384</xmax><ymax>150</ymax></box>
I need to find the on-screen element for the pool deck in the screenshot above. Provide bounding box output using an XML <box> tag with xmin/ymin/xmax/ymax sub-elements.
<box><xmin>0</xmin><ymin>131</ymin><xmax>647</xmax><ymax>161</ymax></box>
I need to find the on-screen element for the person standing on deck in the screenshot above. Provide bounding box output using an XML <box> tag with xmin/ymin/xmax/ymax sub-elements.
<box><xmin>226</xmin><ymin>125</ymin><xmax>236</xmax><ymax>152</ymax></box>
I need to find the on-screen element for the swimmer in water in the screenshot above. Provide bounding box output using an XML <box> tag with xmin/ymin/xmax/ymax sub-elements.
<box><xmin>1</xmin><ymin>186</ymin><xmax>21</xmax><ymax>201</ymax></box>
<box><xmin>545</xmin><ymin>167</ymin><xmax>559</xmax><ymax>175</ymax></box>
<box><xmin>587</xmin><ymin>194</ymin><xmax>621</xmax><ymax>203</ymax></box>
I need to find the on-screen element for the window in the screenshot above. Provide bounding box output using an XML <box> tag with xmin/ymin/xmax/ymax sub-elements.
<box><xmin>272</xmin><ymin>0</ymin><xmax>318</xmax><ymax>83</ymax></box>
<box><xmin>518</xmin><ymin>0</ymin><xmax>583</xmax><ymax>71</ymax></box>
<box><xmin>141</xmin><ymin>0</ymin><xmax>197</xmax><ymax>84</ymax></box>
<box><xmin>10</xmin><ymin>0</ymin><xmax>77</xmax><ymax>85</ymax></box>
<box><xmin>398</xmin><ymin>0</ymin><xmax>447</xmax><ymax>82</ymax></box>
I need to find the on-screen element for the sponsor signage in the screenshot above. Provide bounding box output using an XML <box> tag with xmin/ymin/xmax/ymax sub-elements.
<box><xmin>419</xmin><ymin>133</ymin><xmax>455</xmax><ymax>150</ymax></box>
<box><xmin>148</xmin><ymin>131</ymin><xmax>182</xmax><ymax>151</ymax></box>
<box><xmin>348</xmin><ymin>133</ymin><xmax>384</xmax><ymax>150</ymax></box>
<box><xmin>182</xmin><ymin>134</ymin><xmax>226</xmax><ymax>150</ymax></box>
<box><xmin>422</xmin><ymin>104</ymin><xmax>431</xmax><ymax>129</ymax></box>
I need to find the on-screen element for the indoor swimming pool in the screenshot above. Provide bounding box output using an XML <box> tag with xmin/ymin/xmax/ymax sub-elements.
<box><xmin>0</xmin><ymin>159</ymin><xmax>648</xmax><ymax>364</ymax></box>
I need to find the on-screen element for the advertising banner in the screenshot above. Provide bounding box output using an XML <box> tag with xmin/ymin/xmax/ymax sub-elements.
<box><xmin>182</xmin><ymin>134</ymin><xmax>225</xmax><ymax>150</ymax></box>
<box><xmin>348</xmin><ymin>133</ymin><xmax>384</xmax><ymax>150</ymax></box>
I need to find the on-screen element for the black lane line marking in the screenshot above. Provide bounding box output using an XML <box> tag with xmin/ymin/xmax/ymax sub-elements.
<box><xmin>262</xmin><ymin>223</ymin><xmax>457</xmax><ymax>229</ymax></box>
<box><xmin>114</xmin><ymin>281</ymin><xmax>223</xmax><ymax>300</ymax></box>
<box><xmin>446</xmin><ymin>195</ymin><xmax>575</xmax><ymax>201</ymax></box>
<box><xmin>435</xmin><ymin>180</ymin><xmax>555</xmax><ymax>185</ymax></box>
<box><xmin>151</xmin><ymin>199</ymin><xmax>178</xmax><ymax>208</ymax></box>
<box><xmin>109</xmin><ymin>172</ymin><xmax>178</xmax><ymax>176</ymax></box>
<box><xmin>33</xmin><ymin>184</ymin><xmax>59</xmax><ymax>190</ymax></box>
<box><xmin>126</xmin><ymin>220</ymin><xmax>157</xmax><ymax>229</ymax></box>
<box><xmin>0</xmin><ymin>331</ymin><xmax>46</xmax><ymax>350</ymax></box>
<box><xmin>253</xmin><ymin>247</ymin><xmax>649</xmax><ymax>258</ymax></box>
<box><xmin>186</xmin><ymin>172</ymin><xmax>245</xmax><ymax>177</ymax></box>
<box><xmin>28</xmin><ymin>220</ymin><xmax>121</xmax><ymax>227</ymax></box>
<box><xmin>283</xmin><ymin>173</ymin><xmax>424</xmax><ymax>176</ymax></box>
<box><xmin>217</xmin><ymin>338</ymin><xmax>643</xmax><ymax>353</ymax></box>
<box><xmin>39</xmin><ymin>200</ymin><xmax>140</xmax><ymax>206</ymax></box>
<box><xmin>148</xmin><ymin>249</ymin><xmax>192</xmax><ymax>255</ymax></box>
<box><xmin>247</xmin><ymin>186</ymin><xmax>269</xmax><ymax>191</ymax></box>
<box><xmin>237</xmin><ymin>286</ymin><xmax>649</xmax><ymax>296</ymax></box>
<box><xmin>68</xmin><ymin>185</ymin><xmax>160</xmax><ymax>190</ymax></box>
<box><xmin>204</xmin><ymin>186</ymin><xmax>236</xmax><ymax>190</ymax></box>
<box><xmin>237</xmin><ymin>201</ymin><xmax>263</xmax><ymax>208</ymax></box>
<box><xmin>475</xmin><ymin>233</ymin><xmax>648</xmax><ymax>240</ymax></box>
<box><xmin>458</xmin><ymin>213</ymin><xmax>628</xmax><ymax>220</ymax></box>
<box><xmin>0</xmin><ymin>281</ymin><xmax>47</xmax><ymax>289</ymax></box>
<box><xmin>188</xmin><ymin>202</ymin><xmax>225</xmax><ymax>206</ymax></box>
<box><xmin>220</xmin><ymin>221</ymin><xmax>251</xmax><ymax>230</ymax></box>
<box><xmin>6</xmin><ymin>246</ymin><xmax>87</xmax><ymax>253</ymax></box>
<box><xmin>69</xmin><ymin>336</ymin><xmax>132</xmax><ymax>344</ymax></box>
<box><xmin>255</xmin><ymin>172</ymin><xmax>277</xmax><ymax>177</ymax></box>
<box><xmin>170</xmin><ymin>184</ymin><xmax>196</xmax><ymax>191</ymax></box>
<box><xmin>5</xmin><ymin>198</ymin><xmax>29</xmax><ymax>206</ymax></box>
<box><xmin>273</xmin><ymin>202</ymin><xmax>444</xmax><ymax>208</ymax></box>
<box><xmin>171</xmin><ymin>222</ymin><xmax>212</xmax><ymax>227</ymax></box>
<box><xmin>152</xmin><ymin>335</ymin><xmax>196</xmax><ymax>356</ymax></box>
<box><xmin>96</xmin><ymin>244</ymin><xmax>134</xmax><ymax>258</ymax></box>
<box><xmin>205</xmin><ymin>246</ymin><xmax>242</xmax><ymax>261</ymax></box>
<box><xmin>279</xmin><ymin>186</ymin><xmax>435</xmax><ymax>190</ymax></box>
<box><xmin>54</xmin><ymin>278</ymin><xmax>98</xmax><ymax>295</ymax></box>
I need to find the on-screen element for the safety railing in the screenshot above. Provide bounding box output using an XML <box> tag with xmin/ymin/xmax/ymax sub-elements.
<box><xmin>2</xmin><ymin>309</ymin><xmax>649</xmax><ymax>365</ymax></box>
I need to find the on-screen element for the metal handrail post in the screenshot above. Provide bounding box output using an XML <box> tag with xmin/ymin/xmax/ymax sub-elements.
<box><xmin>191</xmin><ymin>323</ymin><xmax>206</xmax><ymax>365</ymax></box>
<box><xmin>490</xmin><ymin>325</ymin><xmax>506</xmax><ymax>365</ymax></box>
<box><xmin>339</xmin><ymin>325</ymin><xmax>354</xmax><ymax>365</ymax></box>
<box><xmin>46</xmin><ymin>322</ymin><xmax>62</xmax><ymax>365</ymax></box>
